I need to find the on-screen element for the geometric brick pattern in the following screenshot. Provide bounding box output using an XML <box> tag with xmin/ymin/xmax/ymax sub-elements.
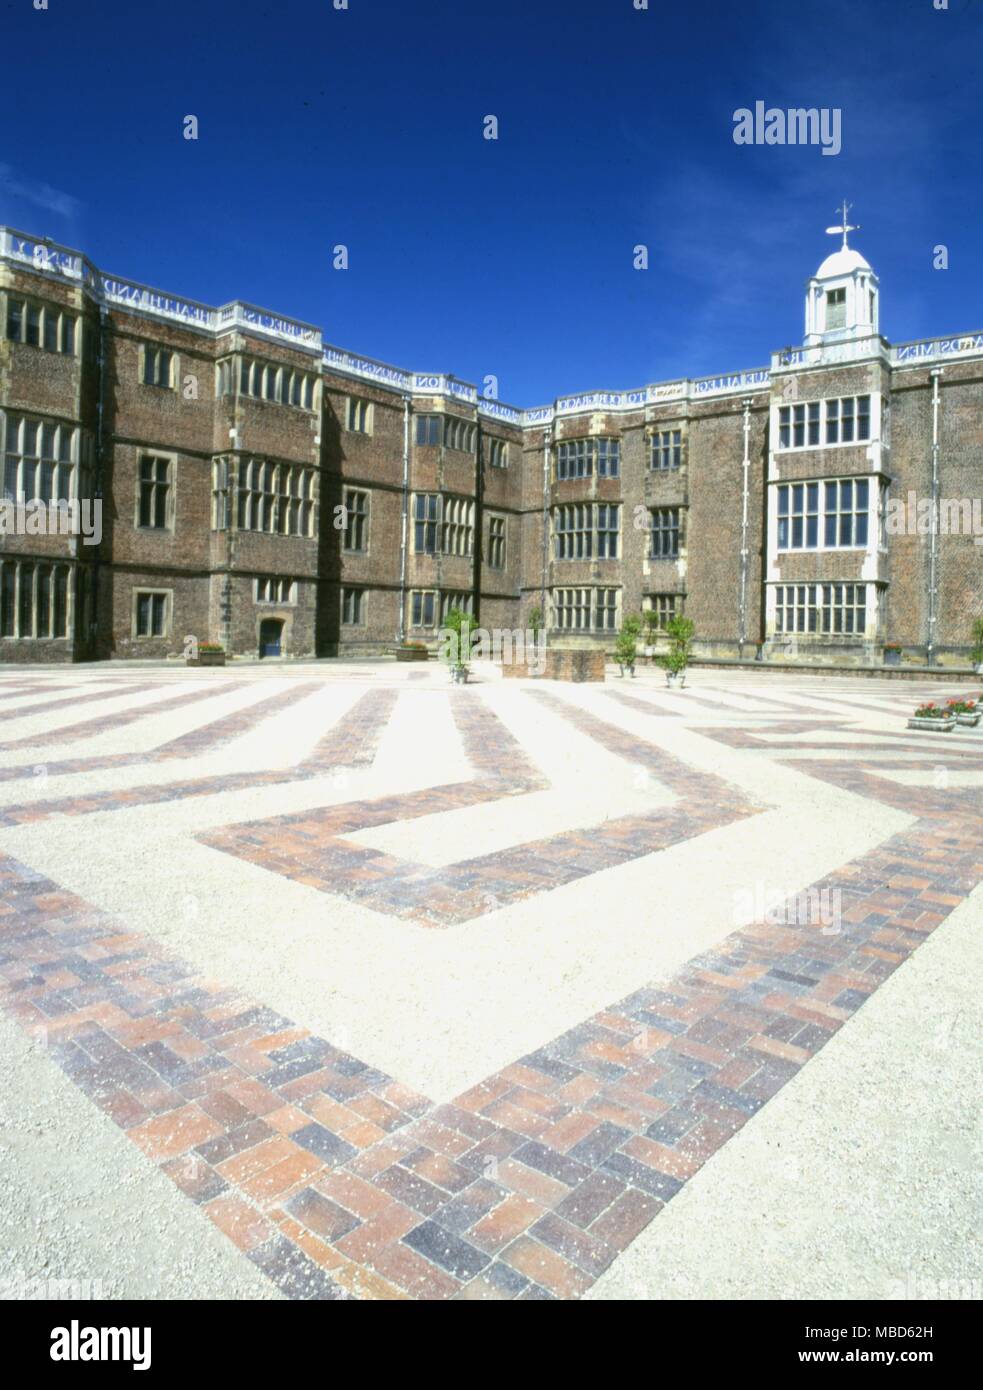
<box><xmin>0</xmin><ymin>670</ymin><xmax>980</xmax><ymax>1299</ymax></box>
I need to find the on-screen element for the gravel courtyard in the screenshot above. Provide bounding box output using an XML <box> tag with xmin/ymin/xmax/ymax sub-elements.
<box><xmin>0</xmin><ymin>663</ymin><xmax>979</xmax><ymax>1301</ymax></box>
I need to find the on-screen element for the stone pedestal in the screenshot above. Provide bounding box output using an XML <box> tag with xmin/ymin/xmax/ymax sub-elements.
<box><xmin>501</xmin><ymin>649</ymin><xmax>606</xmax><ymax>682</ymax></box>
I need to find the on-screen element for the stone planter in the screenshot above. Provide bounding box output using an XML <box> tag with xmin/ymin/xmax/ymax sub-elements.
<box><xmin>187</xmin><ymin>651</ymin><xmax>226</xmax><ymax>667</ymax></box>
<box><xmin>956</xmin><ymin>712</ymin><xmax>980</xmax><ymax>727</ymax></box>
<box><xmin>884</xmin><ymin>649</ymin><xmax>902</xmax><ymax>666</ymax></box>
<box><xmin>907</xmin><ymin>716</ymin><xmax>955</xmax><ymax>732</ymax></box>
<box><xmin>396</xmin><ymin>647</ymin><xmax>429</xmax><ymax>662</ymax></box>
<box><xmin>545</xmin><ymin>650</ymin><xmax>606</xmax><ymax>683</ymax></box>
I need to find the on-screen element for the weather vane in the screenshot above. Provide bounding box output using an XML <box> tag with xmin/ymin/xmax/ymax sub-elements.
<box><xmin>826</xmin><ymin>201</ymin><xmax>860</xmax><ymax>251</ymax></box>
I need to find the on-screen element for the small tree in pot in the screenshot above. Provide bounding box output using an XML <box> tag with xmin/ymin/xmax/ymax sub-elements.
<box><xmin>660</xmin><ymin>615</ymin><xmax>695</xmax><ymax>688</ymax></box>
<box><xmin>642</xmin><ymin>608</ymin><xmax>660</xmax><ymax>663</ymax></box>
<box><xmin>972</xmin><ymin>618</ymin><xmax>983</xmax><ymax>675</ymax></box>
<box><xmin>441</xmin><ymin>607</ymin><xmax>477</xmax><ymax>684</ymax></box>
<box><xmin>615</xmin><ymin>614</ymin><xmax>642</xmax><ymax>678</ymax></box>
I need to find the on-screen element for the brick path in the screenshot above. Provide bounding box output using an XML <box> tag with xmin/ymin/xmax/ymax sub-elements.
<box><xmin>0</xmin><ymin>668</ymin><xmax>979</xmax><ymax>1299</ymax></box>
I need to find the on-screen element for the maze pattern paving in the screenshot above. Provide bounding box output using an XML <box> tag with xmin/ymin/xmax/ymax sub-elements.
<box><xmin>0</xmin><ymin>669</ymin><xmax>980</xmax><ymax>1299</ymax></box>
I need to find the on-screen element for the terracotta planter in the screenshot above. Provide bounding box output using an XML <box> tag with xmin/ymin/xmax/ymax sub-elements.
<box><xmin>907</xmin><ymin>716</ymin><xmax>955</xmax><ymax>732</ymax></box>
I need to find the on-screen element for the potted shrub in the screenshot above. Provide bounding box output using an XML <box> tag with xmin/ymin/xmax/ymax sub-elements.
<box><xmin>442</xmin><ymin>607</ymin><xmax>476</xmax><ymax>685</ymax></box>
<box><xmin>615</xmin><ymin>614</ymin><xmax>642</xmax><ymax>678</ymax></box>
<box><xmin>660</xmin><ymin>615</ymin><xmax>695</xmax><ymax>688</ymax></box>
<box><xmin>948</xmin><ymin>697</ymin><xmax>980</xmax><ymax>728</ymax></box>
<box><xmin>907</xmin><ymin>701</ymin><xmax>955</xmax><ymax>732</ymax></box>
<box><xmin>188</xmin><ymin>641</ymin><xmax>226</xmax><ymax>668</ymax></box>
<box><xmin>972</xmin><ymin>618</ymin><xmax>983</xmax><ymax>675</ymax></box>
<box><xmin>642</xmin><ymin>608</ymin><xmax>660</xmax><ymax>662</ymax></box>
<box><xmin>396</xmin><ymin>642</ymin><xmax>429</xmax><ymax>662</ymax></box>
<box><xmin>883</xmin><ymin>643</ymin><xmax>903</xmax><ymax>667</ymax></box>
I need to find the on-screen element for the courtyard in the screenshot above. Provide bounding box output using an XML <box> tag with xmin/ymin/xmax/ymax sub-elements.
<box><xmin>0</xmin><ymin>662</ymin><xmax>979</xmax><ymax>1301</ymax></box>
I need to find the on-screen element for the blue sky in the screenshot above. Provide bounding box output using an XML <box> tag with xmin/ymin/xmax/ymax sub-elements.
<box><xmin>2</xmin><ymin>0</ymin><xmax>981</xmax><ymax>405</ymax></box>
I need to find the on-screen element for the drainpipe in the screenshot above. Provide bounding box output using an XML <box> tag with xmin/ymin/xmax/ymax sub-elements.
<box><xmin>926</xmin><ymin>368</ymin><xmax>942</xmax><ymax>666</ymax></box>
<box><xmin>92</xmin><ymin>304</ymin><xmax>109</xmax><ymax>658</ymax></box>
<box><xmin>540</xmin><ymin>423</ymin><xmax>552</xmax><ymax>626</ymax></box>
<box><xmin>738</xmin><ymin>396</ymin><xmax>752</xmax><ymax>658</ymax></box>
<box><xmin>472</xmin><ymin>413</ymin><xmax>482</xmax><ymax>628</ymax></box>
<box><xmin>397</xmin><ymin>394</ymin><xmax>410</xmax><ymax>642</ymax></box>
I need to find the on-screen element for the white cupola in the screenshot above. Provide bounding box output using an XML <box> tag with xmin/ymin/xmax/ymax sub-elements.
<box><xmin>804</xmin><ymin>204</ymin><xmax>879</xmax><ymax>346</ymax></box>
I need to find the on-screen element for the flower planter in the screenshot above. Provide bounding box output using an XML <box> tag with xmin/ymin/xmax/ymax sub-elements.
<box><xmin>883</xmin><ymin>649</ymin><xmax>902</xmax><ymax>667</ymax></box>
<box><xmin>956</xmin><ymin>712</ymin><xmax>980</xmax><ymax>727</ymax></box>
<box><xmin>396</xmin><ymin>647</ymin><xmax>429</xmax><ymax>662</ymax></box>
<box><xmin>187</xmin><ymin>651</ymin><xmax>226</xmax><ymax>667</ymax></box>
<box><xmin>907</xmin><ymin>716</ymin><xmax>955</xmax><ymax>732</ymax></box>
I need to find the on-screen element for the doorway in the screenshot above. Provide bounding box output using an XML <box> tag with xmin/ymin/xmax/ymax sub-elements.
<box><xmin>259</xmin><ymin>618</ymin><xmax>284</xmax><ymax>658</ymax></box>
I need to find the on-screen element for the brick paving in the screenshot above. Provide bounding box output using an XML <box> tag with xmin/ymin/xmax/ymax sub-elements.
<box><xmin>199</xmin><ymin>689</ymin><xmax>759</xmax><ymax>925</ymax></box>
<box><xmin>0</xmin><ymin>669</ymin><xmax>979</xmax><ymax>1299</ymax></box>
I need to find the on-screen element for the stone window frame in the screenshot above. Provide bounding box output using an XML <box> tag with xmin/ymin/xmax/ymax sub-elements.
<box><xmin>346</xmin><ymin>397</ymin><xmax>374</xmax><ymax>435</ymax></box>
<box><xmin>551</xmin><ymin>586</ymin><xmax>621</xmax><ymax>632</ymax></box>
<box><xmin>5</xmin><ymin>294</ymin><xmax>77</xmax><ymax>356</ymax></box>
<box><xmin>487</xmin><ymin>513</ymin><xmax>506</xmax><ymax>569</ymax></box>
<box><xmin>776</xmin><ymin>477</ymin><xmax>871</xmax><ymax>552</ymax></box>
<box><xmin>132</xmin><ymin>588</ymin><xmax>171</xmax><ymax>640</ymax></box>
<box><xmin>211</xmin><ymin>456</ymin><xmax>232</xmax><ymax>531</ymax></box>
<box><xmin>412</xmin><ymin>490</ymin><xmax>479</xmax><ymax>558</ymax></box>
<box><xmin>555</xmin><ymin>436</ymin><xmax>620</xmax><ymax>481</ymax></box>
<box><xmin>2</xmin><ymin>411</ymin><xmax>79</xmax><ymax>506</ymax></box>
<box><xmin>409</xmin><ymin>589</ymin><xmax>437</xmax><ymax>630</ymax></box>
<box><xmin>440</xmin><ymin>591</ymin><xmax>473</xmax><ymax>622</ymax></box>
<box><xmin>141</xmin><ymin>344</ymin><xmax>176</xmax><ymax>390</ymax></box>
<box><xmin>552</xmin><ymin>502</ymin><xmax>620</xmax><ymax>561</ymax></box>
<box><xmin>777</xmin><ymin>395</ymin><xmax>872</xmax><ymax>451</ymax></box>
<box><xmin>256</xmin><ymin>577</ymin><xmax>297</xmax><ymax>605</ymax></box>
<box><xmin>485</xmin><ymin>437</ymin><xmax>509</xmax><ymax>468</ymax></box>
<box><xmin>135</xmin><ymin>451</ymin><xmax>176</xmax><ymax>532</ymax></box>
<box><xmin>442</xmin><ymin>417</ymin><xmax>477</xmax><ymax>454</ymax></box>
<box><xmin>415</xmin><ymin>415</ymin><xmax>442</xmax><ymax>447</ymax></box>
<box><xmin>0</xmin><ymin>557</ymin><xmax>73</xmax><ymax>640</ymax></box>
<box><xmin>773</xmin><ymin>582</ymin><xmax>868</xmax><ymax>638</ymax></box>
<box><xmin>649</xmin><ymin>427</ymin><xmax>683</xmax><ymax>471</ymax></box>
<box><xmin>413</xmin><ymin>493</ymin><xmax>439</xmax><ymax>553</ymax></box>
<box><xmin>237</xmin><ymin>357</ymin><xmax>317</xmax><ymax>411</ymax></box>
<box><xmin>343</xmin><ymin>488</ymin><xmax>370</xmax><ymax>554</ymax></box>
<box><xmin>441</xmin><ymin>496</ymin><xmax>475</xmax><ymax>557</ymax></box>
<box><xmin>341</xmin><ymin>586</ymin><xmax>365</xmax><ymax>626</ymax></box>
<box><xmin>649</xmin><ymin>505</ymin><xmax>681</xmax><ymax>559</ymax></box>
<box><xmin>236</xmin><ymin>459</ymin><xmax>317</xmax><ymax>538</ymax></box>
<box><xmin>643</xmin><ymin>593</ymin><xmax>680</xmax><ymax>631</ymax></box>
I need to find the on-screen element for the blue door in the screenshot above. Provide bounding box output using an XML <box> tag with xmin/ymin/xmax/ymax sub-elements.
<box><xmin>259</xmin><ymin>619</ymin><xmax>283</xmax><ymax>658</ymax></box>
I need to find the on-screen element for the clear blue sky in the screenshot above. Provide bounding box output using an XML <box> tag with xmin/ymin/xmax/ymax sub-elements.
<box><xmin>2</xmin><ymin>0</ymin><xmax>981</xmax><ymax>406</ymax></box>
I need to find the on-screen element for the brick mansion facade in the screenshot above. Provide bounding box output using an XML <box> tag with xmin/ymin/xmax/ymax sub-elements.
<box><xmin>0</xmin><ymin>224</ymin><xmax>980</xmax><ymax>666</ymax></box>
